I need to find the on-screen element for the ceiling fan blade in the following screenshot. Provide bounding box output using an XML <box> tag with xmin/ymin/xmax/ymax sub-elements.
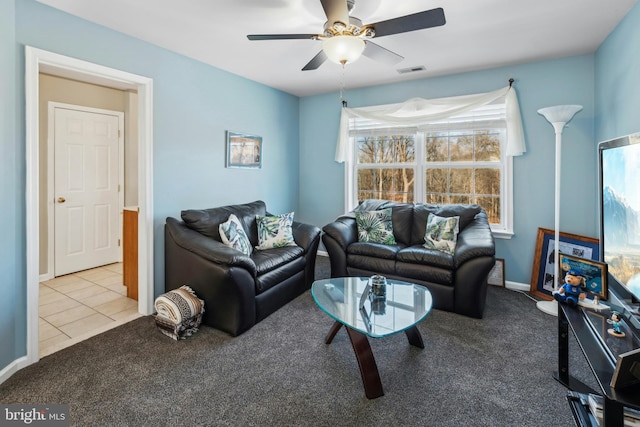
<box><xmin>247</xmin><ymin>34</ymin><xmax>318</xmax><ymax>41</ymax></box>
<box><xmin>362</xmin><ymin>41</ymin><xmax>404</xmax><ymax>65</ymax></box>
<box><xmin>302</xmin><ymin>50</ymin><xmax>327</xmax><ymax>71</ymax></box>
<box><xmin>369</xmin><ymin>7</ymin><xmax>446</xmax><ymax>38</ymax></box>
<box><xmin>320</xmin><ymin>0</ymin><xmax>350</xmax><ymax>26</ymax></box>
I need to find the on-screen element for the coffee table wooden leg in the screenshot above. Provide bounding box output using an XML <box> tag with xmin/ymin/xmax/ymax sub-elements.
<box><xmin>405</xmin><ymin>325</ymin><xmax>424</xmax><ymax>349</ymax></box>
<box><xmin>345</xmin><ymin>326</ymin><xmax>384</xmax><ymax>399</ymax></box>
<box><xmin>325</xmin><ymin>321</ymin><xmax>342</xmax><ymax>344</ymax></box>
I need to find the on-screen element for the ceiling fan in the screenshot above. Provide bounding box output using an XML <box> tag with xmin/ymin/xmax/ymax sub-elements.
<box><xmin>247</xmin><ymin>0</ymin><xmax>446</xmax><ymax>71</ymax></box>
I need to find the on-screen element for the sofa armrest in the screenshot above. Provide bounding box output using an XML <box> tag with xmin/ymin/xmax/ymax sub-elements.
<box><xmin>452</xmin><ymin>211</ymin><xmax>496</xmax><ymax>318</ymax></box>
<box><xmin>322</xmin><ymin>217</ymin><xmax>358</xmax><ymax>277</ymax></box>
<box><xmin>166</xmin><ymin>217</ymin><xmax>256</xmax><ymax>276</ymax></box>
<box><xmin>322</xmin><ymin>217</ymin><xmax>358</xmax><ymax>251</ymax></box>
<box><xmin>165</xmin><ymin>217</ymin><xmax>258</xmax><ymax>336</ymax></box>
<box><xmin>454</xmin><ymin>212</ymin><xmax>495</xmax><ymax>268</ymax></box>
<box><xmin>292</xmin><ymin>221</ymin><xmax>322</xmax><ymax>253</ymax></box>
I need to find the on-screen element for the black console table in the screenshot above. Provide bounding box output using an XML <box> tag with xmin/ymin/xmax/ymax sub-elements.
<box><xmin>557</xmin><ymin>302</ymin><xmax>640</xmax><ymax>426</ymax></box>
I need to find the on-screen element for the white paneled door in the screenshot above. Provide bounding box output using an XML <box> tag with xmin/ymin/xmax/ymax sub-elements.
<box><xmin>54</xmin><ymin>106</ymin><xmax>122</xmax><ymax>276</ymax></box>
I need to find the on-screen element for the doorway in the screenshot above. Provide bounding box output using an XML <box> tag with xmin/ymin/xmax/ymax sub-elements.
<box><xmin>50</xmin><ymin>103</ymin><xmax>123</xmax><ymax>276</ymax></box>
<box><xmin>25</xmin><ymin>46</ymin><xmax>154</xmax><ymax>367</ymax></box>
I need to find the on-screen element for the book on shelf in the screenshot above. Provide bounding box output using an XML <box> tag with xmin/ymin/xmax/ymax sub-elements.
<box><xmin>588</xmin><ymin>394</ymin><xmax>640</xmax><ymax>426</ymax></box>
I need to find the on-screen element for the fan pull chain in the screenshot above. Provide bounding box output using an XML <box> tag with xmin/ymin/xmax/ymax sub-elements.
<box><xmin>340</xmin><ymin>63</ymin><xmax>347</xmax><ymax>107</ymax></box>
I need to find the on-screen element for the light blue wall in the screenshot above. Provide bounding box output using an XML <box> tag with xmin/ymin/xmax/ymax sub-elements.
<box><xmin>2</xmin><ymin>0</ymin><xmax>299</xmax><ymax>369</ymax></box>
<box><xmin>2</xmin><ymin>0</ymin><xmax>639</xmax><ymax>376</ymax></box>
<box><xmin>595</xmin><ymin>1</ymin><xmax>640</xmax><ymax>141</ymax></box>
<box><xmin>1</xmin><ymin>0</ymin><xmax>25</xmax><ymax>369</ymax></box>
<box><xmin>299</xmin><ymin>56</ymin><xmax>597</xmax><ymax>285</ymax></box>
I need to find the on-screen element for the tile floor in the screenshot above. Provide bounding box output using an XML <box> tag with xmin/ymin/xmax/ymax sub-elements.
<box><xmin>39</xmin><ymin>263</ymin><xmax>141</xmax><ymax>358</ymax></box>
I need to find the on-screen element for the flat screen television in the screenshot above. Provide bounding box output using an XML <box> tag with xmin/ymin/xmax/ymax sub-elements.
<box><xmin>599</xmin><ymin>132</ymin><xmax>640</xmax><ymax>318</ymax></box>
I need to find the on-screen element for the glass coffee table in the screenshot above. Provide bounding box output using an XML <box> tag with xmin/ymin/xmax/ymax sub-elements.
<box><xmin>311</xmin><ymin>277</ymin><xmax>433</xmax><ymax>399</ymax></box>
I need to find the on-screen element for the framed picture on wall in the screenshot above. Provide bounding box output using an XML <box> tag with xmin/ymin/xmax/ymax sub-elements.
<box><xmin>226</xmin><ymin>131</ymin><xmax>262</xmax><ymax>169</ymax></box>
<box><xmin>529</xmin><ymin>227</ymin><xmax>599</xmax><ymax>301</ymax></box>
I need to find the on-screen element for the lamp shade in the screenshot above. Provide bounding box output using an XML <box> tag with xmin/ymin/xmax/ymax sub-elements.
<box><xmin>537</xmin><ymin>105</ymin><xmax>583</xmax><ymax>126</ymax></box>
<box><xmin>322</xmin><ymin>35</ymin><xmax>366</xmax><ymax>65</ymax></box>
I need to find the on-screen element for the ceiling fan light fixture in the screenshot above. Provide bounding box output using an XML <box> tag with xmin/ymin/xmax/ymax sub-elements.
<box><xmin>322</xmin><ymin>35</ymin><xmax>365</xmax><ymax>65</ymax></box>
<box><xmin>332</xmin><ymin>21</ymin><xmax>346</xmax><ymax>32</ymax></box>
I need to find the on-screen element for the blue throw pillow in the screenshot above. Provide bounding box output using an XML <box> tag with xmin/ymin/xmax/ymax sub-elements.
<box><xmin>219</xmin><ymin>214</ymin><xmax>252</xmax><ymax>255</ymax></box>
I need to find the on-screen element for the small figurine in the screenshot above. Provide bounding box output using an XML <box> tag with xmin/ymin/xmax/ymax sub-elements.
<box><xmin>553</xmin><ymin>269</ymin><xmax>586</xmax><ymax>307</ymax></box>
<box><xmin>607</xmin><ymin>311</ymin><xmax>626</xmax><ymax>337</ymax></box>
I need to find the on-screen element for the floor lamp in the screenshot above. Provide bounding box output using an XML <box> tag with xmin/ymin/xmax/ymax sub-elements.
<box><xmin>536</xmin><ymin>104</ymin><xmax>583</xmax><ymax>316</ymax></box>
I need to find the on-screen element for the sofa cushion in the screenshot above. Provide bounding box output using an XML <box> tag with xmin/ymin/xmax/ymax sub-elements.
<box><xmin>219</xmin><ymin>214</ymin><xmax>252</xmax><ymax>256</ymax></box>
<box><xmin>347</xmin><ymin>241</ymin><xmax>401</xmax><ymax>260</ymax></box>
<box><xmin>397</xmin><ymin>245</ymin><xmax>454</xmax><ymax>269</ymax></box>
<box><xmin>411</xmin><ymin>203</ymin><xmax>481</xmax><ymax>246</ymax></box>
<box><xmin>346</xmin><ymin>255</ymin><xmax>396</xmax><ymax>277</ymax></box>
<box><xmin>395</xmin><ymin>261</ymin><xmax>454</xmax><ymax>286</ymax></box>
<box><xmin>423</xmin><ymin>213</ymin><xmax>460</xmax><ymax>255</ymax></box>
<box><xmin>355</xmin><ymin>208</ymin><xmax>397</xmax><ymax>245</ymax></box>
<box><xmin>252</xmin><ymin>245</ymin><xmax>304</xmax><ymax>275</ymax></box>
<box><xmin>255</xmin><ymin>212</ymin><xmax>297</xmax><ymax>250</ymax></box>
<box><xmin>410</xmin><ymin>203</ymin><xmax>440</xmax><ymax>246</ymax></box>
<box><xmin>181</xmin><ymin>200</ymin><xmax>266</xmax><ymax>246</ymax></box>
<box><xmin>435</xmin><ymin>204</ymin><xmax>481</xmax><ymax>230</ymax></box>
<box><xmin>387</xmin><ymin>202</ymin><xmax>414</xmax><ymax>246</ymax></box>
<box><xmin>255</xmin><ymin>255</ymin><xmax>306</xmax><ymax>294</ymax></box>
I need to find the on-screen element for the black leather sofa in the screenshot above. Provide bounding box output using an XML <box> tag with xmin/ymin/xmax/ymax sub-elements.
<box><xmin>322</xmin><ymin>200</ymin><xmax>495</xmax><ymax>318</ymax></box>
<box><xmin>165</xmin><ymin>200</ymin><xmax>321</xmax><ymax>336</ymax></box>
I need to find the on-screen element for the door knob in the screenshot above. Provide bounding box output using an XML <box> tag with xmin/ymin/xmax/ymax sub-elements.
<box><xmin>57</xmin><ymin>197</ymin><xmax>66</xmax><ymax>203</ymax></box>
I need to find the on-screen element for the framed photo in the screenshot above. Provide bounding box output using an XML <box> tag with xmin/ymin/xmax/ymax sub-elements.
<box><xmin>226</xmin><ymin>131</ymin><xmax>262</xmax><ymax>168</ymax></box>
<box><xmin>611</xmin><ymin>347</ymin><xmax>640</xmax><ymax>389</ymax></box>
<box><xmin>488</xmin><ymin>258</ymin><xmax>505</xmax><ymax>287</ymax></box>
<box><xmin>559</xmin><ymin>253</ymin><xmax>608</xmax><ymax>301</ymax></box>
<box><xmin>529</xmin><ymin>227</ymin><xmax>599</xmax><ymax>301</ymax></box>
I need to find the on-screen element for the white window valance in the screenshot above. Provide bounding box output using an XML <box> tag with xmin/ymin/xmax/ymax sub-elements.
<box><xmin>335</xmin><ymin>85</ymin><xmax>526</xmax><ymax>162</ymax></box>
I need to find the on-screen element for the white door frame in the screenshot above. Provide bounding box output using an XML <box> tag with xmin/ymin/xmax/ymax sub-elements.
<box><xmin>47</xmin><ymin>102</ymin><xmax>125</xmax><ymax>279</ymax></box>
<box><xmin>25</xmin><ymin>46</ymin><xmax>154</xmax><ymax>367</ymax></box>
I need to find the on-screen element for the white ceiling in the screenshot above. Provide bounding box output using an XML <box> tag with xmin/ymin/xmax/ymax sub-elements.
<box><xmin>36</xmin><ymin>0</ymin><xmax>637</xmax><ymax>97</ymax></box>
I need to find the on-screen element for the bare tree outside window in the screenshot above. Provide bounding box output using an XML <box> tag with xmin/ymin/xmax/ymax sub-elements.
<box><xmin>355</xmin><ymin>127</ymin><xmax>504</xmax><ymax>225</ymax></box>
<box><xmin>356</xmin><ymin>135</ymin><xmax>415</xmax><ymax>203</ymax></box>
<box><xmin>423</xmin><ymin>130</ymin><xmax>502</xmax><ymax>223</ymax></box>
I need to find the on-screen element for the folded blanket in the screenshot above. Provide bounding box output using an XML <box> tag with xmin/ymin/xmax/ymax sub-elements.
<box><xmin>154</xmin><ymin>285</ymin><xmax>205</xmax><ymax>340</ymax></box>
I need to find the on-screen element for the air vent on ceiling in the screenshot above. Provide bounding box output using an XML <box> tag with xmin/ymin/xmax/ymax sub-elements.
<box><xmin>397</xmin><ymin>66</ymin><xmax>426</xmax><ymax>74</ymax></box>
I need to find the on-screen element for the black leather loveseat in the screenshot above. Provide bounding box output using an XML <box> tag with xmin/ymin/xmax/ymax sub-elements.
<box><xmin>165</xmin><ymin>200</ymin><xmax>321</xmax><ymax>336</ymax></box>
<box><xmin>322</xmin><ymin>200</ymin><xmax>495</xmax><ymax>318</ymax></box>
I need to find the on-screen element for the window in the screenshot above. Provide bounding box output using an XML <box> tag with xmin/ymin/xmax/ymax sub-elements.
<box><xmin>347</xmin><ymin>102</ymin><xmax>513</xmax><ymax>237</ymax></box>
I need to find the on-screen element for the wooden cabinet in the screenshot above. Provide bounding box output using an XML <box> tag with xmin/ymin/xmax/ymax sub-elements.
<box><xmin>123</xmin><ymin>207</ymin><xmax>138</xmax><ymax>300</ymax></box>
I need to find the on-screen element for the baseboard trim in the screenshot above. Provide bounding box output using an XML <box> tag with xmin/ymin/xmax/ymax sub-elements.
<box><xmin>505</xmin><ymin>280</ymin><xmax>530</xmax><ymax>292</ymax></box>
<box><xmin>0</xmin><ymin>355</ymin><xmax>31</xmax><ymax>385</ymax></box>
<box><xmin>317</xmin><ymin>250</ymin><xmax>328</xmax><ymax>257</ymax></box>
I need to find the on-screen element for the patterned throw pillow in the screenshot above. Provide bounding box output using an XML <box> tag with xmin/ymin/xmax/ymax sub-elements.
<box><xmin>219</xmin><ymin>214</ymin><xmax>252</xmax><ymax>256</ymax></box>
<box><xmin>355</xmin><ymin>208</ymin><xmax>397</xmax><ymax>245</ymax></box>
<box><xmin>255</xmin><ymin>212</ymin><xmax>297</xmax><ymax>250</ymax></box>
<box><xmin>424</xmin><ymin>213</ymin><xmax>460</xmax><ymax>255</ymax></box>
